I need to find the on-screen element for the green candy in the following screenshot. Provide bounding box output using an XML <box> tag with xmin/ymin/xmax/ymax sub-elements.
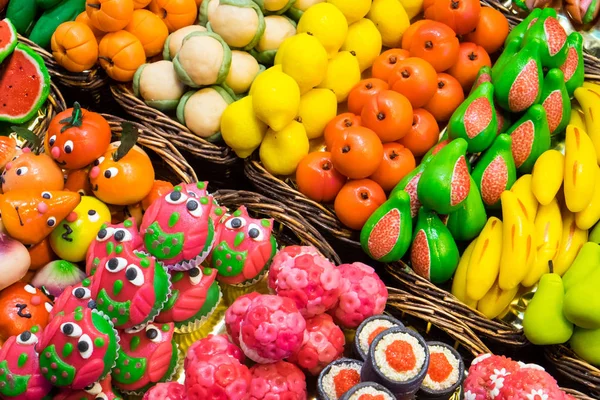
<box><xmin>446</xmin><ymin>177</ymin><xmax>487</xmax><ymax>241</ymax></box>
<box><xmin>6</xmin><ymin>0</ymin><xmax>38</xmax><ymax>35</ymax></box>
<box><xmin>538</xmin><ymin>68</ymin><xmax>571</xmax><ymax>136</ymax></box>
<box><xmin>521</xmin><ymin>10</ymin><xmax>568</xmax><ymax>69</ymax></box>
<box><xmin>559</xmin><ymin>32</ymin><xmax>585</xmax><ymax>98</ymax></box>
<box><xmin>505</xmin><ymin>104</ymin><xmax>550</xmax><ymax>174</ymax></box>
<box><xmin>504</xmin><ymin>8</ymin><xmax>543</xmax><ymax>46</ymax></box>
<box><xmin>28</xmin><ymin>0</ymin><xmax>85</xmax><ymax>49</ymax></box>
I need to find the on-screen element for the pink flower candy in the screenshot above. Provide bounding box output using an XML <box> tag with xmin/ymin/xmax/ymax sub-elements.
<box><xmin>496</xmin><ymin>367</ymin><xmax>564</xmax><ymax>400</ymax></box>
<box><xmin>268</xmin><ymin>246</ymin><xmax>322</xmax><ymax>289</ymax></box>
<box><xmin>186</xmin><ymin>334</ymin><xmax>245</xmax><ymax>370</ymax></box>
<box><xmin>186</xmin><ymin>353</ymin><xmax>251</xmax><ymax>400</ymax></box>
<box><xmin>249</xmin><ymin>361</ymin><xmax>307</xmax><ymax>400</ymax></box>
<box><xmin>328</xmin><ymin>262</ymin><xmax>388</xmax><ymax>329</ymax></box>
<box><xmin>288</xmin><ymin>314</ymin><xmax>345</xmax><ymax>376</ymax></box>
<box><xmin>143</xmin><ymin>382</ymin><xmax>187</xmax><ymax>400</ymax></box>
<box><xmin>239</xmin><ymin>295</ymin><xmax>306</xmax><ymax>363</ymax></box>
<box><xmin>226</xmin><ymin>292</ymin><xmax>262</xmax><ymax>346</ymax></box>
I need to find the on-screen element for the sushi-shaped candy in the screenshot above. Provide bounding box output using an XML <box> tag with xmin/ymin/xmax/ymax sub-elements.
<box><xmin>339</xmin><ymin>382</ymin><xmax>397</xmax><ymax>400</ymax></box>
<box><xmin>143</xmin><ymin>382</ymin><xmax>186</xmax><ymax>400</ymax></box>
<box><xmin>50</xmin><ymin>281</ymin><xmax>96</xmax><ymax>319</ymax></box>
<box><xmin>185</xmin><ymin>334</ymin><xmax>245</xmax><ymax>370</ymax></box>
<box><xmin>317</xmin><ymin>358</ymin><xmax>364</xmax><ymax>400</ymax></box>
<box><xmin>249</xmin><ymin>361</ymin><xmax>307</xmax><ymax>400</ymax></box>
<box><xmin>225</xmin><ymin>292</ymin><xmax>262</xmax><ymax>346</ymax></box>
<box><xmin>362</xmin><ymin>326</ymin><xmax>430</xmax><ymax>399</ymax></box>
<box><xmin>419</xmin><ymin>342</ymin><xmax>464</xmax><ymax>400</ymax></box>
<box><xmin>0</xmin><ymin>327</ymin><xmax>52</xmax><ymax>400</ymax></box>
<box><xmin>355</xmin><ymin>315</ymin><xmax>404</xmax><ymax>361</ymax></box>
<box><xmin>86</xmin><ymin>218</ymin><xmax>144</xmax><ymax>275</ymax></box>
<box><xmin>112</xmin><ymin>323</ymin><xmax>180</xmax><ymax>394</ymax></box>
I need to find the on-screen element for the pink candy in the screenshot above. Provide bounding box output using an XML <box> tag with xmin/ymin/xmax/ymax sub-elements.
<box><xmin>464</xmin><ymin>354</ymin><xmax>522</xmax><ymax>399</ymax></box>
<box><xmin>143</xmin><ymin>382</ymin><xmax>187</xmax><ymax>400</ymax></box>
<box><xmin>186</xmin><ymin>334</ymin><xmax>245</xmax><ymax>370</ymax></box>
<box><xmin>288</xmin><ymin>314</ymin><xmax>345</xmax><ymax>376</ymax></box>
<box><xmin>496</xmin><ymin>367</ymin><xmax>566</xmax><ymax>400</ymax></box>
<box><xmin>186</xmin><ymin>353</ymin><xmax>252</xmax><ymax>400</ymax></box>
<box><xmin>239</xmin><ymin>294</ymin><xmax>306</xmax><ymax>363</ymax></box>
<box><xmin>328</xmin><ymin>262</ymin><xmax>388</xmax><ymax>329</ymax></box>
<box><xmin>249</xmin><ymin>361</ymin><xmax>307</xmax><ymax>400</ymax></box>
<box><xmin>226</xmin><ymin>292</ymin><xmax>262</xmax><ymax>346</ymax></box>
<box><xmin>268</xmin><ymin>246</ymin><xmax>321</xmax><ymax>290</ymax></box>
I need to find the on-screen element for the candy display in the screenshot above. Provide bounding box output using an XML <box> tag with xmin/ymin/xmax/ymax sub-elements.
<box><xmin>0</xmin><ymin>283</ymin><xmax>53</xmax><ymax>342</ymax></box>
<box><xmin>1</xmin><ymin>149</ymin><xmax>64</xmax><ymax>193</ymax></box>
<box><xmin>354</xmin><ymin>315</ymin><xmax>404</xmax><ymax>362</ymax></box>
<box><xmin>86</xmin><ymin>218</ymin><xmax>144</xmax><ymax>275</ymax></box>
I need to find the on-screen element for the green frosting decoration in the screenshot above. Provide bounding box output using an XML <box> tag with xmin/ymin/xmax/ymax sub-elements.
<box><xmin>130</xmin><ymin>336</ymin><xmax>141</xmax><ymax>352</ymax></box>
<box><xmin>62</xmin><ymin>343</ymin><xmax>73</xmax><ymax>358</ymax></box>
<box><xmin>144</xmin><ymin>221</ymin><xmax>185</xmax><ymax>261</ymax></box>
<box><xmin>94</xmin><ymin>337</ymin><xmax>105</xmax><ymax>348</ymax></box>
<box><xmin>40</xmin><ymin>345</ymin><xmax>76</xmax><ymax>386</ymax></box>
<box><xmin>17</xmin><ymin>353</ymin><xmax>28</xmax><ymax>368</ymax></box>
<box><xmin>113</xmin><ymin>280</ymin><xmax>124</xmax><ymax>296</ymax></box>
<box><xmin>168</xmin><ymin>212</ymin><xmax>180</xmax><ymax>228</ymax></box>
<box><xmin>0</xmin><ymin>360</ymin><xmax>30</xmax><ymax>396</ymax></box>
<box><xmin>124</xmin><ymin>219</ymin><xmax>133</xmax><ymax>228</ymax></box>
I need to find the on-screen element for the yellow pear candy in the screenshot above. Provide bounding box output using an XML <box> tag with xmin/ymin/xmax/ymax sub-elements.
<box><xmin>326</xmin><ymin>0</ymin><xmax>372</xmax><ymax>24</ymax></box>
<box><xmin>279</xmin><ymin>33</ymin><xmax>328</xmax><ymax>94</ymax></box>
<box><xmin>341</xmin><ymin>18</ymin><xmax>382</xmax><ymax>72</ymax></box>
<box><xmin>298</xmin><ymin>88</ymin><xmax>338</xmax><ymax>139</ymax></box>
<box><xmin>317</xmin><ymin>51</ymin><xmax>361</xmax><ymax>103</ymax></box>
<box><xmin>260</xmin><ymin>121</ymin><xmax>310</xmax><ymax>175</ymax></box>
<box><xmin>297</xmin><ymin>2</ymin><xmax>348</xmax><ymax>57</ymax></box>
<box><xmin>221</xmin><ymin>96</ymin><xmax>268</xmax><ymax>158</ymax></box>
<box><xmin>251</xmin><ymin>69</ymin><xmax>300</xmax><ymax>131</ymax></box>
<box><xmin>367</xmin><ymin>0</ymin><xmax>410</xmax><ymax>48</ymax></box>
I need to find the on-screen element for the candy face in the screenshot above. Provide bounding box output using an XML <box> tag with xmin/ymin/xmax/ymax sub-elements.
<box><xmin>0</xmin><ymin>283</ymin><xmax>53</xmax><ymax>342</ymax></box>
<box><xmin>50</xmin><ymin>281</ymin><xmax>95</xmax><ymax>320</ymax></box>
<box><xmin>0</xmin><ymin>151</ymin><xmax>64</xmax><ymax>194</ymax></box>
<box><xmin>54</xmin><ymin>376</ymin><xmax>121</xmax><ymax>400</ymax></box>
<box><xmin>86</xmin><ymin>218</ymin><xmax>144</xmax><ymax>275</ymax></box>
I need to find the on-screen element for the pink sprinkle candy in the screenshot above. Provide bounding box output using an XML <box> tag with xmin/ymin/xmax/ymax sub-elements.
<box><xmin>249</xmin><ymin>361</ymin><xmax>307</xmax><ymax>400</ymax></box>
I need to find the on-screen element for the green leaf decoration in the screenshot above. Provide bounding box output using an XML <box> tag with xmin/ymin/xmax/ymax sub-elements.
<box><xmin>112</xmin><ymin>122</ymin><xmax>139</xmax><ymax>162</ymax></box>
<box><xmin>10</xmin><ymin>126</ymin><xmax>40</xmax><ymax>147</ymax></box>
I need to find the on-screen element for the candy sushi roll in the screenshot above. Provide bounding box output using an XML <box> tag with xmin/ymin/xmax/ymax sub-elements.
<box><xmin>361</xmin><ymin>326</ymin><xmax>429</xmax><ymax>399</ymax></box>
<box><xmin>317</xmin><ymin>358</ymin><xmax>364</xmax><ymax>400</ymax></box>
<box><xmin>354</xmin><ymin>314</ymin><xmax>404</xmax><ymax>361</ymax></box>
<box><xmin>419</xmin><ymin>341</ymin><xmax>464</xmax><ymax>399</ymax></box>
<box><xmin>339</xmin><ymin>382</ymin><xmax>397</xmax><ymax>400</ymax></box>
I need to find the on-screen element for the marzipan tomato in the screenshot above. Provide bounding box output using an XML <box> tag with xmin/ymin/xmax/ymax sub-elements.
<box><xmin>361</xmin><ymin>90</ymin><xmax>413</xmax><ymax>142</ymax></box>
<box><xmin>447</xmin><ymin>42</ymin><xmax>492</xmax><ymax>92</ymax></box>
<box><xmin>409</xmin><ymin>21</ymin><xmax>459</xmax><ymax>72</ymax></box>
<box><xmin>296</xmin><ymin>152</ymin><xmax>347</xmax><ymax>203</ymax></box>
<box><xmin>424</xmin><ymin>73</ymin><xmax>465</xmax><ymax>122</ymax></box>
<box><xmin>331</xmin><ymin>126</ymin><xmax>383</xmax><ymax>179</ymax></box>
<box><xmin>425</xmin><ymin>0</ymin><xmax>481</xmax><ymax>35</ymax></box>
<box><xmin>324</xmin><ymin>113</ymin><xmax>361</xmax><ymax>151</ymax></box>
<box><xmin>372</xmin><ymin>49</ymin><xmax>410</xmax><ymax>81</ymax></box>
<box><xmin>369</xmin><ymin>143</ymin><xmax>416</xmax><ymax>191</ymax></box>
<box><xmin>464</xmin><ymin>7</ymin><xmax>509</xmax><ymax>54</ymax></box>
<box><xmin>334</xmin><ymin>179</ymin><xmax>386</xmax><ymax>230</ymax></box>
<box><xmin>348</xmin><ymin>78</ymin><xmax>390</xmax><ymax>115</ymax></box>
<box><xmin>388</xmin><ymin>57</ymin><xmax>437</xmax><ymax>108</ymax></box>
<box><xmin>398</xmin><ymin>108</ymin><xmax>440</xmax><ymax>156</ymax></box>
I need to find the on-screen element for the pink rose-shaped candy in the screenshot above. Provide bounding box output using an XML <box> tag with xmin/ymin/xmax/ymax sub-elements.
<box><xmin>269</xmin><ymin>247</ymin><xmax>341</xmax><ymax>318</ymax></box>
<box><xmin>288</xmin><ymin>313</ymin><xmax>345</xmax><ymax>375</ymax></box>
<box><xmin>240</xmin><ymin>294</ymin><xmax>306</xmax><ymax>363</ymax></box>
<box><xmin>186</xmin><ymin>334</ymin><xmax>245</xmax><ymax>370</ymax></box>
<box><xmin>463</xmin><ymin>354</ymin><xmax>522</xmax><ymax>399</ymax></box>
<box><xmin>186</xmin><ymin>353</ymin><xmax>251</xmax><ymax>400</ymax></box>
<box><xmin>143</xmin><ymin>382</ymin><xmax>187</xmax><ymax>400</ymax></box>
<box><xmin>268</xmin><ymin>246</ymin><xmax>322</xmax><ymax>289</ymax></box>
<box><xmin>226</xmin><ymin>292</ymin><xmax>262</xmax><ymax>345</ymax></box>
<box><xmin>328</xmin><ymin>263</ymin><xmax>388</xmax><ymax>329</ymax></box>
<box><xmin>249</xmin><ymin>361</ymin><xmax>307</xmax><ymax>400</ymax></box>
<box><xmin>496</xmin><ymin>367</ymin><xmax>564</xmax><ymax>400</ymax></box>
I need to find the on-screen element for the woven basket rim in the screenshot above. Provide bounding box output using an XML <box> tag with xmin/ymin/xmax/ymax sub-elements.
<box><xmin>545</xmin><ymin>345</ymin><xmax>600</xmax><ymax>396</ymax></box>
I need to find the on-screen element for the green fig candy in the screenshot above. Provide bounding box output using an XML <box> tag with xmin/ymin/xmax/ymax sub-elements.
<box><xmin>390</xmin><ymin>162</ymin><xmax>428</xmax><ymax>219</ymax></box>
<box><xmin>493</xmin><ymin>38</ymin><xmax>544</xmax><ymax>113</ymax></box>
<box><xmin>505</xmin><ymin>8</ymin><xmax>543</xmax><ymax>46</ymax></box>
<box><xmin>471</xmin><ymin>134</ymin><xmax>517</xmax><ymax>208</ymax></box>
<box><xmin>410</xmin><ymin>207</ymin><xmax>460</xmax><ymax>284</ymax></box>
<box><xmin>417</xmin><ymin>138</ymin><xmax>471</xmax><ymax>215</ymax></box>
<box><xmin>538</xmin><ymin>69</ymin><xmax>571</xmax><ymax>136</ymax></box>
<box><xmin>448</xmin><ymin>82</ymin><xmax>498</xmax><ymax>153</ymax></box>
<box><xmin>522</xmin><ymin>13</ymin><xmax>568</xmax><ymax>69</ymax></box>
<box><xmin>360</xmin><ymin>190</ymin><xmax>413</xmax><ymax>262</ymax></box>
<box><xmin>506</xmin><ymin>104</ymin><xmax>551</xmax><ymax>174</ymax></box>
<box><xmin>446</xmin><ymin>176</ymin><xmax>487</xmax><ymax>241</ymax></box>
<box><xmin>492</xmin><ymin>38</ymin><xmax>522</xmax><ymax>80</ymax></box>
<box><xmin>559</xmin><ymin>32</ymin><xmax>584</xmax><ymax>98</ymax></box>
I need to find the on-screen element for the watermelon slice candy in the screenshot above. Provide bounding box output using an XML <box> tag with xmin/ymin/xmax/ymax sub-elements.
<box><xmin>0</xmin><ymin>19</ymin><xmax>17</xmax><ymax>64</ymax></box>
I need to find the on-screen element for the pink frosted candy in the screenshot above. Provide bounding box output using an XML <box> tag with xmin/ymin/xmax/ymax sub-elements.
<box><xmin>327</xmin><ymin>262</ymin><xmax>388</xmax><ymax>329</ymax></box>
<box><xmin>226</xmin><ymin>292</ymin><xmax>262</xmax><ymax>345</ymax></box>
<box><xmin>239</xmin><ymin>294</ymin><xmax>306</xmax><ymax>363</ymax></box>
<box><xmin>288</xmin><ymin>313</ymin><xmax>345</xmax><ymax>376</ymax></box>
<box><xmin>463</xmin><ymin>354</ymin><xmax>522</xmax><ymax>400</ymax></box>
<box><xmin>268</xmin><ymin>246</ymin><xmax>321</xmax><ymax>290</ymax></box>
<box><xmin>495</xmin><ymin>368</ymin><xmax>564</xmax><ymax>400</ymax></box>
<box><xmin>249</xmin><ymin>361</ymin><xmax>307</xmax><ymax>400</ymax></box>
<box><xmin>143</xmin><ymin>382</ymin><xmax>187</xmax><ymax>400</ymax></box>
<box><xmin>186</xmin><ymin>352</ymin><xmax>252</xmax><ymax>400</ymax></box>
<box><xmin>185</xmin><ymin>334</ymin><xmax>245</xmax><ymax>370</ymax></box>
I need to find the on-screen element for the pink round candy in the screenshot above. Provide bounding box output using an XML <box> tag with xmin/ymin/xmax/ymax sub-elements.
<box><xmin>249</xmin><ymin>361</ymin><xmax>307</xmax><ymax>400</ymax></box>
<box><xmin>464</xmin><ymin>354</ymin><xmax>522</xmax><ymax>400</ymax></box>
<box><xmin>288</xmin><ymin>313</ymin><xmax>345</xmax><ymax>375</ymax></box>
<box><xmin>185</xmin><ymin>334</ymin><xmax>245</xmax><ymax>371</ymax></box>
<box><xmin>143</xmin><ymin>382</ymin><xmax>187</xmax><ymax>400</ymax></box>
<box><xmin>328</xmin><ymin>262</ymin><xmax>388</xmax><ymax>329</ymax></box>
<box><xmin>225</xmin><ymin>292</ymin><xmax>262</xmax><ymax>346</ymax></box>
<box><xmin>495</xmin><ymin>367</ymin><xmax>564</xmax><ymax>400</ymax></box>
<box><xmin>186</xmin><ymin>353</ymin><xmax>251</xmax><ymax>400</ymax></box>
<box><xmin>268</xmin><ymin>246</ymin><xmax>321</xmax><ymax>290</ymax></box>
<box><xmin>239</xmin><ymin>294</ymin><xmax>306</xmax><ymax>363</ymax></box>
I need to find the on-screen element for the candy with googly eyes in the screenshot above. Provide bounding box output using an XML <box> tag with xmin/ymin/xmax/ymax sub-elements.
<box><xmin>53</xmin><ymin>375</ymin><xmax>121</xmax><ymax>400</ymax></box>
<box><xmin>0</xmin><ymin>283</ymin><xmax>53</xmax><ymax>342</ymax></box>
<box><xmin>90</xmin><ymin>247</ymin><xmax>171</xmax><ymax>330</ymax></box>
<box><xmin>50</xmin><ymin>281</ymin><xmax>97</xmax><ymax>319</ymax></box>
<box><xmin>86</xmin><ymin>218</ymin><xmax>144</xmax><ymax>275</ymax></box>
<box><xmin>1</xmin><ymin>150</ymin><xmax>64</xmax><ymax>194</ymax></box>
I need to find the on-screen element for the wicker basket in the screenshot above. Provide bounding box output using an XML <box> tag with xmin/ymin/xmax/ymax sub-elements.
<box><xmin>545</xmin><ymin>345</ymin><xmax>600</xmax><ymax>398</ymax></box>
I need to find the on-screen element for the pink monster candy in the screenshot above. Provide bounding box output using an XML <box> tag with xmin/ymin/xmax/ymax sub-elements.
<box><xmin>495</xmin><ymin>367</ymin><xmax>565</xmax><ymax>400</ymax></box>
<box><xmin>185</xmin><ymin>352</ymin><xmax>252</xmax><ymax>400</ymax></box>
<box><xmin>185</xmin><ymin>334</ymin><xmax>245</xmax><ymax>370</ymax></box>
<box><xmin>86</xmin><ymin>217</ymin><xmax>143</xmax><ymax>275</ymax></box>
<box><xmin>239</xmin><ymin>294</ymin><xmax>306</xmax><ymax>364</ymax></box>
<box><xmin>140</xmin><ymin>181</ymin><xmax>218</xmax><ymax>271</ymax></box>
<box><xmin>143</xmin><ymin>382</ymin><xmax>187</xmax><ymax>400</ymax></box>
<box><xmin>50</xmin><ymin>281</ymin><xmax>95</xmax><ymax>319</ymax></box>
<box><xmin>288</xmin><ymin>314</ymin><xmax>345</xmax><ymax>375</ymax></box>
<box><xmin>328</xmin><ymin>262</ymin><xmax>388</xmax><ymax>329</ymax></box>
<box><xmin>0</xmin><ymin>327</ymin><xmax>52</xmax><ymax>400</ymax></box>
<box><xmin>53</xmin><ymin>376</ymin><xmax>120</xmax><ymax>400</ymax></box>
<box><xmin>225</xmin><ymin>292</ymin><xmax>262</xmax><ymax>346</ymax></box>
<box><xmin>268</xmin><ymin>246</ymin><xmax>322</xmax><ymax>290</ymax></box>
<box><xmin>268</xmin><ymin>248</ymin><xmax>341</xmax><ymax>318</ymax></box>
<box><xmin>249</xmin><ymin>361</ymin><xmax>307</xmax><ymax>400</ymax></box>
<box><xmin>463</xmin><ymin>354</ymin><xmax>522</xmax><ymax>400</ymax></box>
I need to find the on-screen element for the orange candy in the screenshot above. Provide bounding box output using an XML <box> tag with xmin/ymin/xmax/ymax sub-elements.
<box><xmin>398</xmin><ymin>108</ymin><xmax>440</xmax><ymax>157</ymax></box>
<box><xmin>361</xmin><ymin>90</ymin><xmax>413</xmax><ymax>142</ymax></box>
<box><xmin>388</xmin><ymin>57</ymin><xmax>437</xmax><ymax>109</ymax></box>
<box><xmin>369</xmin><ymin>143</ymin><xmax>416</xmax><ymax>192</ymax></box>
<box><xmin>334</xmin><ymin>179</ymin><xmax>386</xmax><ymax>230</ymax></box>
<box><xmin>330</xmin><ymin>126</ymin><xmax>383</xmax><ymax>180</ymax></box>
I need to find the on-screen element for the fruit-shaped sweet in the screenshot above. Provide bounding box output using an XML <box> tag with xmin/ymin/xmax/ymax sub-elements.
<box><xmin>253</xmin><ymin>0</ymin><xmax>295</xmax><ymax>14</ymax></box>
<box><xmin>493</xmin><ymin>38</ymin><xmax>544</xmax><ymax>113</ymax></box>
<box><xmin>251</xmin><ymin>15</ymin><xmax>296</xmax><ymax>65</ymax></box>
<box><xmin>563</xmin><ymin>242</ymin><xmax>600</xmax><ymax>292</ymax></box>
<box><xmin>142</xmin><ymin>181</ymin><xmax>174</xmax><ymax>211</ymax></box>
<box><xmin>0</xmin><ymin>19</ymin><xmax>17</xmax><ymax>64</ymax></box>
<box><xmin>451</xmin><ymin>240</ymin><xmax>477</xmax><ymax>308</ymax></box>
<box><xmin>51</xmin><ymin>21</ymin><xmax>99</xmax><ymax>73</ymax></box>
<box><xmin>565</xmin><ymin>0</ymin><xmax>600</xmax><ymax>24</ymax></box>
<box><xmin>221</xmin><ymin>96</ymin><xmax>268</xmax><ymax>159</ymax></box>
<box><xmin>570</xmin><ymin>327</ymin><xmax>600</xmax><ymax>367</ymax></box>
<box><xmin>173</xmin><ymin>31</ymin><xmax>232</xmax><ymax>88</ymax></box>
<box><xmin>564</xmin><ymin>125</ymin><xmax>597</xmax><ymax>213</ymax></box>
<box><xmin>447</xmin><ymin>82</ymin><xmax>497</xmax><ymax>153</ymax></box>
<box><xmin>28</xmin><ymin>236</ymin><xmax>55</xmax><ymax>271</ymax></box>
<box><xmin>0</xmin><ymin>326</ymin><xmax>52</xmax><ymax>400</ymax></box>
<box><xmin>276</xmin><ymin>32</ymin><xmax>328</xmax><ymax>94</ymax></box>
<box><xmin>522</xmin><ymin>13</ymin><xmax>568</xmax><ymax>69</ymax></box>
<box><xmin>176</xmin><ymin>87</ymin><xmax>235</xmax><ymax>141</ymax></box>
<box><xmin>49</xmin><ymin>196</ymin><xmax>111</xmax><ymax>263</ymax></box>
<box><xmin>468</xmin><ymin>65</ymin><xmax>492</xmax><ymax>95</ymax></box>
<box><xmin>125</xmin><ymin>9</ymin><xmax>168</xmax><ymax>57</ymax></box>
<box><xmin>91</xmin><ymin>247</ymin><xmax>170</xmax><ymax>329</ymax></box>
<box><xmin>113</xmin><ymin>323</ymin><xmax>179</xmax><ymax>393</ymax></box>
<box><xmin>226</xmin><ymin>50</ymin><xmax>264</xmax><ymax>95</ymax></box>
<box><xmin>1</xmin><ymin>149</ymin><xmax>64</xmax><ymax>193</ymax></box>
<box><xmin>0</xmin><ymin>136</ymin><xmax>18</xmax><ymax>172</ymax></box>
<box><xmin>505</xmin><ymin>8</ymin><xmax>542</xmax><ymax>45</ymax></box>
<box><xmin>251</xmin><ymin>66</ymin><xmax>301</xmax><ymax>131</ymax></box>
<box><xmin>133</xmin><ymin>61</ymin><xmax>186</xmax><ymax>111</ymax></box>
<box><xmin>531</xmin><ymin>149</ymin><xmax>564</xmax><ymax>205</ymax></box>
<box><xmin>410</xmin><ymin>207</ymin><xmax>460</xmax><ymax>284</ymax></box>
<box><xmin>162</xmin><ymin>25</ymin><xmax>206</xmax><ymax>60</ymax></box>
<box><xmin>465</xmin><ymin>217</ymin><xmax>502</xmax><ymax>300</ymax></box>
<box><xmin>564</xmin><ymin>266</ymin><xmax>600</xmax><ymax>329</ymax></box>
<box><xmin>559</xmin><ymin>32</ymin><xmax>584</xmax><ymax>97</ymax></box>
<box><xmin>148</xmin><ymin>0</ymin><xmax>197</xmax><ymax>32</ymax></box>
<box><xmin>297</xmin><ymin>2</ymin><xmax>347</xmax><ymax>57</ymax></box>
<box><xmin>446</xmin><ymin>176</ymin><xmax>487</xmax><ymax>241</ymax></box>
<box><xmin>210</xmin><ymin>207</ymin><xmax>277</xmax><ymax>286</ymax></box>
<box><xmin>0</xmin><ymin>283</ymin><xmax>53</xmax><ymax>341</ymax></box>
<box><xmin>98</xmin><ymin>30</ymin><xmax>146</xmax><ymax>82</ymax></box>
<box><xmin>86</xmin><ymin>218</ymin><xmax>144</xmax><ymax>274</ymax></box>
<box><xmin>50</xmin><ymin>281</ymin><xmax>95</xmax><ymax>319</ymax></box>
<box><xmin>523</xmin><ymin>272</ymin><xmax>573</xmax><ymax>345</ymax></box>
<box><xmin>476</xmin><ymin>279</ymin><xmax>519</xmax><ymax>319</ymax></box>
<box><xmin>75</xmin><ymin>11</ymin><xmax>105</xmax><ymax>43</ymax></box>
<box><xmin>53</xmin><ymin>376</ymin><xmax>120</xmax><ymax>400</ymax></box>
<box><xmin>390</xmin><ymin>161</ymin><xmax>428</xmax><ymax>219</ymax></box>
<box><xmin>86</xmin><ymin>0</ymin><xmax>134</xmax><ymax>32</ymax></box>
<box><xmin>259</xmin><ymin>122</ymin><xmax>309</xmax><ymax>176</ymax></box>
<box><xmin>538</xmin><ymin>69</ymin><xmax>571</xmax><ymax>136</ymax></box>
<box><xmin>491</xmin><ymin>37</ymin><xmax>522</xmax><ymax>82</ymax></box>
<box><xmin>554</xmin><ymin>207</ymin><xmax>588</xmax><ymax>276</ymax></box>
<box><xmin>470</xmin><ymin>134</ymin><xmax>516</xmax><ymax>209</ymax></box>
<box><xmin>360</xmin><ymin>190</ymin><xmax>413</xmax><ymax>263</ymax></box>
<box><xmin>505</xmin><ymin>104</ymin><xmax>551</xmax><ymax>174</ymax></box>
<box><xmin>417</xmin><ymin>138</ymin><xmax>470</xmax><ymax>215</ymax></box>
<box><xmin>0</xmin><ymin>190</ymin><xmax>81</xmax><ymax>245</ymax></box>
<box><xmin>37</xmin><ymin>307</ymin><xmax>119</xmax><ymax>389</ymax></box>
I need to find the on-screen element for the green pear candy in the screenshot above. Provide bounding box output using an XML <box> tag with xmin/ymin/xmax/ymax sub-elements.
<box><xmin>446</xmin><ymin>177</ymin><xmax>487</xmax><ymax>241</ymax></box>
<box><xmin>559</xmin><ymin>32</ymin><xmax>585</xmax><ymax>98</ymax></box>
<box><xmin>564</xmin><ymin>267</ymin><xmax>600</xmax><ymax>329</ymax></box>
<box><xmin>448</xmin><ymin>82</ymin><xmax>498</xmax><ymax>153</ymax></box>
<box><xmin>496</xmin><ymin>105</ymin><xmax>512</xmax><ymax>135</ymax></box>
<box><xmin>523</xmin><ymin>271</ymin><xmax>574</xmax><ymax>345</ymax></box>
<box><xmin>522</xmin><ymin>12</ymin><xmax>568</xmax><ymax>69</ymax></box>
<box><xmin>570</xmin><ymin>327</ymin><xmax>600</xmax><ymax>367</ymax></box>
<box><xmin>492</xmin><ymin>37</ymin><xmax>522</xmax><ymax>81</ymax></box>
<box><xmin>506</xmin><ymin>104</ymin><xmax>551</xmax><ymax>174</ymax></box>
<box><xmin>250</xmin><ymin>15</ymin><xmax>296</xmax><ymax>65</ymax></box>
<box><xmin>590</xmin><ymin>223</ymin><xmax>600</xmax><ymax>244</ymax></box>
<box><xmin>493</xmin><ymin>38</ymin><xmax>544</xmax><ymax>113</ymax></box>
<box><xmin>133</xmin><ymin>61</ymin><xmax>187</xmax><ymax>111</ymax></box>
<box><xmin>253</xmin><ymin>0</ymin><xmax>296</xmax><ymax>15</ymax></box>
<box><xmin>421</xmin><ymin>138</ymin><xmax>450</xmax><ymax>164</ymax></box>
<box><xmin>176</xmin><ymin>86</ymin><xmax>235</xmax><ymax>142</ymax></box>
<box><xmin>504</xmin><ymin>8</ymin><xmax>543</xmax><ymax>46</ymax></box>
<box><xmin>360</xmin><ymin>190</ymin><xmax>413</xmax><ymax>262</ymax></box>
<box><xmin>538</xmin><ymin>69</ymin><xmax>571</xmax><ymax>136</ymax></box>
<box><xmin>410</xmin><ymin>207</ymin><xmax>460</xmax><ymax>284</ymax></box>
<box><xmin>469</xmin><ymin>65</ymin><xmax>492</xmax><ymax>95</ymax></box>
<box><xmin>390</xmin><ymin>162</ymin><xmax>428</xmax><ymax>220</ymax></box>
<box><xmin>563</xmin><ymin>242</ymin><xmax>600</xmax><ymax>292</ymax></box>
<box><xmin>417</xmin><ymin>138</ymin><xmax>471</xmax><ymax>215</ymax></box>
<box><xmin>470</xmin><ymin>134</ymin><xmax>517</xmax><ymax>209</ymax></box>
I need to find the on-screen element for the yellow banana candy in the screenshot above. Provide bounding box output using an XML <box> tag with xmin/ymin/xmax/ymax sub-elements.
<box><xmin>582</xmin><ymin>81</ymin><xmax>600</xmax><ymax>91</ymax></box>
<box><xmin>477</xmin><ymin>279</ymin><xmax>520</xmax><ymax>320</ymax></box>
<box><xmin>574</xmin><ymin>87</ymin><xmax>600</xmax><ymax>164</ymax></box>
<box><xmin>576</xmin><ymin>168</ymin><xmax>600</xmax><ymax>230</ymax></box>
<box><xmin>569</xmin><ymin>104</ymin><xmax>587</xmax><ymax>132</ymax></box>
<box><xmin>510</xmin><ymin>174</ymin><xmax>538</xmax><ymax>222</ymax></box>
<box><xmin>564</xmin><ymin>124</ymin><xmax>598</xmax><ymax>212</ymax></box>
<box><xmin>451</xmin><ymin>239</ymin><xmax>478</xmax><ymax>309</ymax></box>
<box><xmin>522</xmin><ymin>198</ymin><xmax>562</xmax><ymax>287</ymax></box>
<box><xmin>554</xmin><ymin>207</ymin><xmax>588</xmax><ymax>276</ymax></box>
<box><xmin>531</xmin><ymin>150</ymin><xmax>565</xmax><ymax>206</ymax></box>
<box><xmin>466</xmin><ymin>217</ymin><xmax>503</xmax><ymax>300</ymax></box>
